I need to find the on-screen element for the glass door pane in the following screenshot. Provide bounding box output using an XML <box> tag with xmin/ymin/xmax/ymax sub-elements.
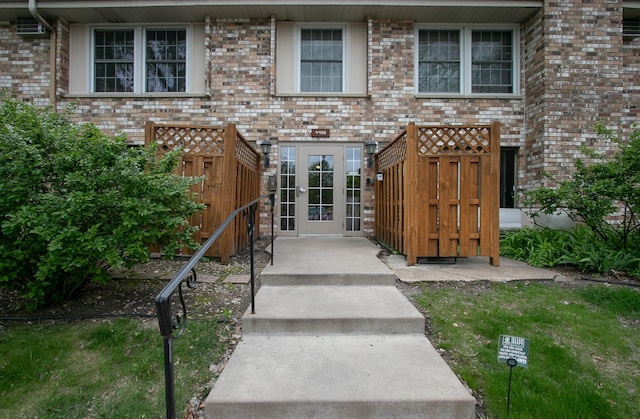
<box><xmin>307</xmin><ymin>155</ymin><xmax>334</xmax><ymax>221</ymax></box>
<box><xmin>346</xmin><ymin>147</ymin><xmax>362</xmax><ymax>231</ymax></box>
<box><xmin>280</xmin><ymin>146</ymin><xmax>296</xmax><ymax>231</ymax></box>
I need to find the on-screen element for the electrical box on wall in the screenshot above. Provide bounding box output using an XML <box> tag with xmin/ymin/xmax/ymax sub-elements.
<box><xmin>16</xmin><ymin>18</ymin><xmax>47</xmax><ymax>36</ymax></box>
<box><xmin>267</xmin><ymin>175</ymin><xmax>277</xmax><ymax>191</ymax></box>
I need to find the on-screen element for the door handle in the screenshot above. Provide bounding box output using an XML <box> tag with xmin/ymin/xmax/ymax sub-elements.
<box><xmin>296</xmin><ymin>186</ymin><xmax>306</xmax><ymax>198</ymax></box>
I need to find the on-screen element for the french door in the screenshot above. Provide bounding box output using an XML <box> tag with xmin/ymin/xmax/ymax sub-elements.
<box><xmin>279</xmin><ymin>144</ymin><xmax>363</xmax><ymax>236</ymax></box>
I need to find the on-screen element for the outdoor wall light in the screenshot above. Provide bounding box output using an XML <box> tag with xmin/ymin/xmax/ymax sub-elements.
<box><xmin>365</xmin><ymin>140</ymin><xmax>377</xmax><ymax>168</ymax></box>
<box><xmin>260</xmin><ymin>140</ymin><xmax>272</xmax><ymax>168</ymax></box>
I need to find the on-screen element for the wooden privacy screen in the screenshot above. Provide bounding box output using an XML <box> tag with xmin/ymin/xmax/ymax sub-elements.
<box><xmin>374</xmin><ymin>122</ymin><xmax>500</xmax><ymax>266</ymax></box>
<box><xmin>145</xmin><ymin>122</ymin><xmax>261</xmax><ymax>263</ymax></box>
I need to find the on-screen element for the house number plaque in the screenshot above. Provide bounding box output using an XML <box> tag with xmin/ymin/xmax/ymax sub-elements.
<box><xmin>311</xmin><ymin>129</ymin><xmax>330</xmax><ymax>137</ymax></box>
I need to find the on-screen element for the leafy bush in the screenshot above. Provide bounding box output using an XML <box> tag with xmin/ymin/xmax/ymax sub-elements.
<box><xmin>0</xmin><ymin>94</ymin><xmax>203</xmax><ymax>309</ymax></box>
<box><xmin>557</xmin><ymin>226</ymin><xmax>640</xmax><ymax>276</ymax></box>
<box><xmin>525</xmin><ymin>123</ymin><xmax>640</xmax><ymax>250</ymax></box>
<box><xmin>500</xmin><ymin>227</ymin><xmax>571</xmax><ymax>268</ymax></box>
<box><xmin>501</xmin><ymin>226</ymin><xmax>640</xmax><ymax>276</ymax></box>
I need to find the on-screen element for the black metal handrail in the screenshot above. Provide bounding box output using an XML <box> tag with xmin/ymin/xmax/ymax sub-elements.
<box><xmin>155</xmin><ymin>192</ymin><xmax>275</xmax><ymax>419</ymax></box>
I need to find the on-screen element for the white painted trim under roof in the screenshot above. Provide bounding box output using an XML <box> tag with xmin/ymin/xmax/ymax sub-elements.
<box><xmin>0</xmin><ymin>1</ymin><xmax>543</xmax><ymax>24</ymax></box>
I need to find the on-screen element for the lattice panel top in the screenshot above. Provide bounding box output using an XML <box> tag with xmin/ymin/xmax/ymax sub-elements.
<box><xmin>418</xmin><ymin>126</ymin><xmax>491</xmax><ymax>155</ymax></box>
<box><xmin>154</xmin><ymin>126</ymin><xmax>225</xmax><ymax>155</ymax></box>
<box><xmin>235</xmin><ymin>134</ymin><xmax>260</xmax><ymax>171</ymax></box>
<box><xmin>377</xmin><ymin>132</ymin><xmax>407</xmax><ymax>170</ymax></box>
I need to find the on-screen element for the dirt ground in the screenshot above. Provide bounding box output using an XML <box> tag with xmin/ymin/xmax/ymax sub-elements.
<box><xmin>0</xmin><ymin>237</ymin><xmax>272</xmax><ymax>321</ymax></box>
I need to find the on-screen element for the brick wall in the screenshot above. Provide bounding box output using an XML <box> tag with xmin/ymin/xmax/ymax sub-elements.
<box><xmin>0</xmin><ymin>22</ymin><xmax>51</xmax><ymax>106</ymax></box>
<box><xmin>46</xmin><ymin>18</ymin><xmax>526</xmax><ymax>146</ymax></box>
<box><xmin>56</xmin><ymin>18</ymin><xmax>70</xmax><ymax>100</ymax></box>
<box><xmin>522</xmin><ymin>8</ymin><xmax>547</xmax><ymax>190</ymax></box>
<box><xmin>623</xmin><ymin>36</ymin><xmax>640</xmax><ymax>125</ymax></box>
<box><xmin>524</xmin><ymin>0</ymin><xmax>625</xmax><ymax>191</ymax></box>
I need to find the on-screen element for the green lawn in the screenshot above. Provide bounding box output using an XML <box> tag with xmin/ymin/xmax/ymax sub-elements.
<box><xmin>412</xmin><ymin>281</ymin><xmax>640</xmax><ymax>419</ymax></box>
<box><xmin>0</xmin><ymin>318</ymin><xmax>227</xmax><ymax>418</ymax></box>
<box><xmin>2</xmin><ymin>282</ymin><xmax>639</xmax><ymax>418</ymax></box>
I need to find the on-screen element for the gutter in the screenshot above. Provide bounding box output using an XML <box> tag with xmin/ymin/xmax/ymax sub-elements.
<box><xmin>28</xmin><ymin>0</ymin><xmax>53</xmax><ymax>32</ymax></box>
<box><xmin>28</xmin><ymin>0</ymin><xmax>57</xmax><ymax>109</ymax></box>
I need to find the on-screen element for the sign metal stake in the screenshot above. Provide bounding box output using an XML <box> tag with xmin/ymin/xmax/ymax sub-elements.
<box><xmin>498</xmin><ymin>335</ymin><xmax>530</xmax><ymax>417</ymax></box>
<box><xmin>506</xmin><ymin>358</ymin><xmax>517</xmax><ymax>415</ymax></box>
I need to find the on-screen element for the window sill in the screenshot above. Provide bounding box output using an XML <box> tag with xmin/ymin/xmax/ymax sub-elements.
<box><xmin>275</xmin><ymin>92</ymin><xmax>370</xmax><ymax>98</ymax></box>
<box><xmin>415</xmin><ymin>93</ymin><xmax>523</xmax><ymax>100</ymax></box>
<box><xmin>64</xmin><ymin>92</ymin><xmax>209</xmax><ymax>99</ymax></box>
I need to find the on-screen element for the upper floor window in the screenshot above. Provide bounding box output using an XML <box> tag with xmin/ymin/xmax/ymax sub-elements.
<box><xmin>416</xmin><ymin>26</ymin><xmax>519</xmax><ymax>96</ymax></box>
<box><xmin>94</xmin><ymin>29</ymin><xmax>135</xmax><ymax>93</ymax></box>
<box><xmin>92</xmin><ymin>27</ymin><xmax>187</xmax><ymax>94</ymax></box>
<box><xmin>417</xmin><ymin>30</ymin><xmax>460</xmax><ymax>93</ymax></box>
<box><xmin>146</xmin><ymin>29</ymin><xmax>187</xmax><ymax>92</ymax></box>
<box><xmin>300</xmin><ymin>28</ymin><xmax>344</xmax><ymax>93</ymax></box>
<box><xmin>69</xmin><ymin>23</ymin><xmax>205</xmax><ymax>96</ymax></box>
<box><xmin>275</xmin><ymin>21</ymin><xmax>366</xmax><ymax>97</ymax></box>
<box><xmin>471</xmin><ymin>31</ymin><xmax>513</xmax><ymax>94</ymax></box>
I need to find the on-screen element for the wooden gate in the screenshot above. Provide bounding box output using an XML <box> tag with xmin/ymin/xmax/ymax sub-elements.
<box><xmin>375</xmin><ymin>122</ymin><xmax>500</xmax><ymax>266</ymax></box>
<box><xmin>145</xmin><ymin>122</ymin><xmax>261</xmax><ymax>263</ymax></box>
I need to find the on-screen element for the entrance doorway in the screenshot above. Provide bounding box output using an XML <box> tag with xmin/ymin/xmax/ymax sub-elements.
<box><xmin>279</xmin><ymin>144</ymin><xmax>363</xmax><ymax>236</ymax></box>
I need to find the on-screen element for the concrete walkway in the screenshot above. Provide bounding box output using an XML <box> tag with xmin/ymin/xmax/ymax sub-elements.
<box><xmin>387</xmin><ymin>254</ymin><xmax>566</xmax><ymax>283</ymax></box>
<box><xmin>205</xmin><ymin>237</ymin><xmax>476</xmax><ymax>419</ymax></box>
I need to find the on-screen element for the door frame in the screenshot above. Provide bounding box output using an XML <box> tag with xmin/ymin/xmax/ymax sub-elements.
<box><xmin>278</xmin><ymin>142</ymin><xmax>364</xmax><ymax>237</ymax></box>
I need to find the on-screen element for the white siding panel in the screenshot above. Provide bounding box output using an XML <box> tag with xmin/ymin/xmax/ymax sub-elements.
<box><xmin>191</xmin><ymin>23</ymin><xmax>206</xmax><ymax>95</ymax></box>
<box><xmin>347</xmin><ymin>22</ymin><xmax>367</xmax><ymax>96</ymax></box>
<box><xmin>69</xmin><ymin>24</ymin><xmax>89</xmax><ymax>95</ymax></box>
<box><xmin>276</xmin><ymin>21</ymin><xmax>295</xmax><ymax>95</ymax></box>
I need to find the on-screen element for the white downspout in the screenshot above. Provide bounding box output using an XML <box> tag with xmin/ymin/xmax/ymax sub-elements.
<box><xmin>28</xmin><ymin>0</ymin><xmax>57</xmax><ymax>109</ymax></box>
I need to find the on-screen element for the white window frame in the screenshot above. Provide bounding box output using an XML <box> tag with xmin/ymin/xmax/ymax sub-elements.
<box><xmin>295</xmin><ymin>23</ymin><xmax>348</xmax><ymax>94</ymax></box>
<box><xmin>414</xmin><ymin>24</ymin><xmax>520</xmax><ymax>98</ymax></box>
<box><xmin>90</xmin><ymin>25</ymin><xmax>192</xmax><ymax>95</ymax></box>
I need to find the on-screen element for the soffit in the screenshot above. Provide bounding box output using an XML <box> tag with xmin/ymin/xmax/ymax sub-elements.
<box><xmin>0</xmin><ymin>1</ymin><xmax>542</xmax><ymax>24</ymax></box>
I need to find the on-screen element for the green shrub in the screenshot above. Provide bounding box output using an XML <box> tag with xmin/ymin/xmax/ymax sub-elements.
<box><xmin>525</xmin><ymin>123</ymin><xmax>640</xmax><ymax>250</ymax></box>
<box><xmin>500</xmin><ymin>227</ymin><xmax>570</xmax><ymax>268</ymax></box>
<box><xmin>501</xmin><ymin>226</ymin><xmax>640</xmax><ymax>276</ymax></box>
<box><xmin>558</xmin><ymin>227</ymin><xmax>640</xmax><ymax>275</ymax></box>
<box><xmin>0</xmin><ymin>93</ymin><xmax>203</xmax><ymax>309</ymax></box>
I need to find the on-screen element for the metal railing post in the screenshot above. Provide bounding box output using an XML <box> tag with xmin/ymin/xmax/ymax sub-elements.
<box><xmin>162</xmin><ymin>337</ymin><xmax>176</xmax><ymax>419</ymax></box>
<box><xmin>245</xmin><ymin>202</ymin><xmax>256</xmax><ymax>315</ymax></box>
<box><xmin>155</xmin><ymin>194</ymin><xmax>273</xmax><ymax>418</ymax></box>
<box><xmin>270</xmin><ymin>193</ymin><xmax>275</xmax><ymax>265</ymax></box>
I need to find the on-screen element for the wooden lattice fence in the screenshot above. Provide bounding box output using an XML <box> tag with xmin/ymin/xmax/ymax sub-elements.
<box><xmin>145</xmin><ymin>122</ymin><xmax>261</xmax><ymax>263</ymax></box>
<box><xmin>374</xmin><ymin>122</ymin><xmax>500</xmax><ymax>266</ymax></box>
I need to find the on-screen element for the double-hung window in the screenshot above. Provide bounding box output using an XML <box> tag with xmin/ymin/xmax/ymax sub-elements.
<box><xmin>68</xmin><ymin>24</ymin><xmax>205</xmax><ymax>96</ymax></box>
<box><xmin>275</xmin><ymin>22</ymin><xmax>367</xmax><ymax>96</ymax></box>
<box><xmin>145</xmin><ymin>29</ymin><xmax>187</xmax><ymax>93</ymax></box>
<box><xmin>93</xmin><ymin>29</ymin><xmax>135</xmax><ymax>93</ymax></box>
<box><xmin>416</xmin><ymin>26</ymin><xmax>519</xmax><ymax>96</ymax></box>
<box><xmin>93</xmin><ymin>27</ymin><xmax>186</xmax><ymax>93</ymax></box>
<box><xmin>300</xmin><ymin>28</ymin><xmax>344</xmax><ymax>93</ymax></box>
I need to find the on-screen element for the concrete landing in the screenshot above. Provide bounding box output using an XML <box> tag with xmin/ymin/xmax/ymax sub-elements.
<box><xmin>387</xmin><ymin>254</ymin><xmax>566</xmax><ymax>283</ymax></box>
<box><xmin>259</xmin><ymin>237</ymin><xmax>395</xmax><ymax>285</ymax></box>
<box><xmin>204</xmin><ymin>237</ymin><xmax>475</xmax><ymax>419</ymax></box>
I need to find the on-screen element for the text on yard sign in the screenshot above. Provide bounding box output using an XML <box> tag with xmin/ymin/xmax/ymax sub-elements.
<box><xmin>498</xmin><ymin>335</ymin><xmax>529</xmax><ymax>368</ymax></box>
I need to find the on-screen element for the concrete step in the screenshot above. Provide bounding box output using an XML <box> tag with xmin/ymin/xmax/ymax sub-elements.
<box><xmin>205</xmin><ymin>334</ymin><xmax>476</xmax><ymax>419</ymax></box>
<box><xmin>259</xmin><ymin>272</ymin><xmax>397</xmax><ymax>286</ymax></box>
<box><xmin>205</xmin><ymin>238</ymin><xmax>475</xmax><ymax>419</ymax></box>
<box><xmin>243</xmin><ymin>285</ymin><xmax>425</xmax><ymax>335</ymax></box>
